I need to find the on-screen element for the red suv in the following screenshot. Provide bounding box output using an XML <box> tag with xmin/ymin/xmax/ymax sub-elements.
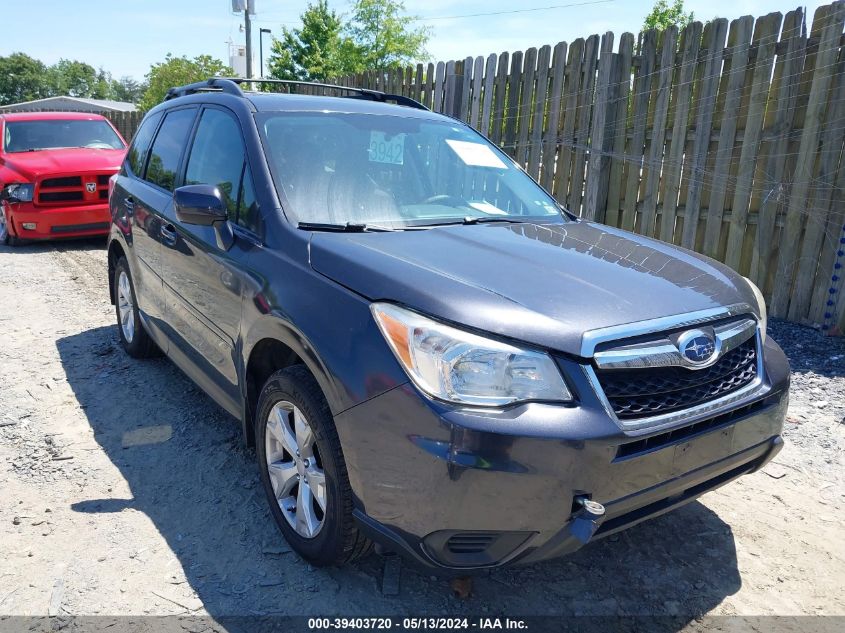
<box><xmin>0</xmin><ymin>112</ymin><xmax>127</xmax><ymax>245</ymax></box>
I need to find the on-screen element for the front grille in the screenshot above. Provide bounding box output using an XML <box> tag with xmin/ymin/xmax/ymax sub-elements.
<box><xmin>41</xmin><ymin>176</ymin><xmax>82</xmax><ymax>188</ymax></box>
<box><xmin>595</xmin><ymin>336</ymin><xmax>758</xmax><ymax>420</ymax></box>
<box><xmin>615</xmin><ymin>397</ymin><xmax>772</xmax><ymax>460</ymax></box>
<box><xmin>36</xmin><ymin>173</ymin><xmax>113</xmax><ymax>205</ymax></box>
<box><xmin>40</xmin><ymin>191</ymin><xmax>84</xmax><ymax>202</ymax></box>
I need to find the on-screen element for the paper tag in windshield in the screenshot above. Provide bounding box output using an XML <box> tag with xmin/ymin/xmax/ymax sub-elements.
<box><xmin>369</xmin><ymin>131</ymin><xmax>404</xmax><ymax>165</ymax></box>
<box><xmin>469</xmin><ymin>201</ymin><xmax>507</xmax><ymax>215</ymax></box>
<box><xmin>446</xmin><ymin>139</ymin><xmax>507</xmax><ymax>169</ymax></box>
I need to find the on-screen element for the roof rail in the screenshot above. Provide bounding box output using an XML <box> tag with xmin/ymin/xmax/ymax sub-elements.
<box><xmin>165</xmin><ymin>76</ymin><xmax>428</xmax><ymax>111</ymax></box>
<box><xmin>165</xmin><ymin>78</ymin><xmax>244</xmax><ymax>101</ymax></box>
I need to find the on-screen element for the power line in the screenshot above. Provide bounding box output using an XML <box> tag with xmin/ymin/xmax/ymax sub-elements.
<box><xmin>254</xmin><ymin>0</ymin><xmax>615</xmax><ymax>24</ymax></box>
<box><xmin>416</xmin><ymin>0</ymin><xmax>615</xmax><ymax>22</ymax></box>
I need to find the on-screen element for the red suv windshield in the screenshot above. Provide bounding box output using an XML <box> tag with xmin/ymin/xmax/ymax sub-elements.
<box><xmin>3</xmin><ymin>120</ymin><xmax>125</xmax><ymax>153</ymax></box>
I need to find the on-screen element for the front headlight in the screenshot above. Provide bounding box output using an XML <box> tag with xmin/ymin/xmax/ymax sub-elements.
<box><xmin>371</xmin><ymin>302</ymin><xmax>572</xmax><ymax>406</ymax></box>
<box><xmin>2</xmin><ymin>183</ymin><xmax>34</xmax><ymax>203</ymax></box>
<box><xmin>743</xmin><ymin>277</ymin><xmax>767</xmax><ymax>342</ymax></box>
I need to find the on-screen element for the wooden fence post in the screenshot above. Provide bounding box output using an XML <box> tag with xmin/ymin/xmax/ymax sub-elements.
<box><xmin>680</xmin><ymin>18</ymin><xmax>729</xmax><ymax>250</ymax></box>
<box><xmin>583</xmin><ymin>50</ymin><xmax>617</xmax><ymax>221</ymax></box>
<box><xmin>750</xmin><ymin>8</ymin><xmax>807</xmax><ymax>288</ymax></box>
<box><xmin>443</xmin><ymin>60</ymin><xmax>464</xmax><ymax>119</ymax></box>
<box><xmin>639</xmin><ymin>26</ymin><xmax>678</xmax><ymax>238</ymax></box>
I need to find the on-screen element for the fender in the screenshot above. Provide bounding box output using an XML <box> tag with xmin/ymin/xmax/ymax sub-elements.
<box><xmin>242</xmin><ymin>312</ymin><xmax>341</xmax><ymax>411</ymax></box>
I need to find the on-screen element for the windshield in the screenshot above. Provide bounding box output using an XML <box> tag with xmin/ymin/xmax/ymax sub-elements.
<box><xmin>258</xmin><ymin>112</ymin><xmax>565</xmax><ymax>228</ymax></box>
<box><xmin>3</xmin><ymin>120</ymin><xmax>125</xmax><ymax>153</ymax></box>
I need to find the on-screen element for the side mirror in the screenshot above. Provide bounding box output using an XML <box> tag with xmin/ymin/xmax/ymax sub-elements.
<box><xmin>173</xmin><ymin>184</ymin><xmax>234</xmax><ymax>250</ymax></box>
<box><xmin>174</xmin><ymin>184</ymin><xmax>228</xmax><ymax>226</ymax></box>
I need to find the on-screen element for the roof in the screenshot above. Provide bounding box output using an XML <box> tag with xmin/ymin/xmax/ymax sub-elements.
<box><xmin>245</xmin><ymin>93</ymin><xmax>447</xmax><ymax>121</ymax></box>
<box><xmin>0</xmin><ymin>111</ymin><xmax>110</xmax><ymax>122</ymax></box>
<box><xmin>159</xmin><ymin>78</ymin><xmax>443</xmax><ymax>121</ymax></box>
<box><xmin>0</xmin><ymin>96</ymin><xmax>137</xmax><ymax>113</ymax></box>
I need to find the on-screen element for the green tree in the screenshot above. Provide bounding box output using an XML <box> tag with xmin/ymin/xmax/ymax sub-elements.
<box><xmin>48</xmin><ymin>59</ymin><xmax>100</xmax><ymax>97</ymax></box>
<box><xmin>111</xmin><ymin>76</ymin><xmax>147</xmax><ymax>104</ymax></box>
<box><xmin>268</xmin><ymin>0</ymin><xmax>352</xmax><ymax>81</ymax></box>
<box><xmin>643</xmin><ymin>0</ymin><xmax>694</xmax><ymax>30</ymax></box>
<box><xmin>344</xmin><ymin>0</ymin><xmax>429</xmax><ymax>73</ymax></box>
<box><xmin>140</xmin><ymin>54</ymin><xmax>231</xmax><ymax>111</ymax></box>
<box><xmin>0</xmin><ymin>53</ymin><xmax>52</xmax><ymax>105</ymax></box>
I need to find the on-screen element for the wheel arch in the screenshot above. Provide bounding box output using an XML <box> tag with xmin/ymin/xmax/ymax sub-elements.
<box><xmin>107</xmin><ymin>238</ymin><xmax>127</xmax><ymax>304</ymax></box>
<box><xmin>241</xmin><ymin>317</ymin><xmax>339</xmax><ymax>448</ymax></box>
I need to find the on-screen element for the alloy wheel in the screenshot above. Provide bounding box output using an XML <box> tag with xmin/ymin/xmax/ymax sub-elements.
<box><xmin>117</xmin><ymin>271</ymin><xmax>135</xmax><ymax>343</ymax></box>
<box><xmin>264</xmin><ymin>400</ymin><xmax>327</xmax><ymax>538</ymax></box>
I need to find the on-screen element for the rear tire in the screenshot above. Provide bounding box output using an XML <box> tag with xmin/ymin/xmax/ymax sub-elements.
<box><xmin>113</xmin><ymin>257</ymin><xmax>159</xmax><ymax>358</ymax></box>
<box><xmin>256</xmin><ymin>365</ymin><xmax>372</xmax><ymax>566</ymax></box>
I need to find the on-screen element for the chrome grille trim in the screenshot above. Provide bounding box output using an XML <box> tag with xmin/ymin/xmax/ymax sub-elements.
<box><xmin>579</xmin><ymin>303</ymin><xmax>754</xmax><ymax>357</ymax></box>
<box><xmin>584</xmin><ymin>317</ymin><xmax>767</xmax><ymax>434</ymax></box>
<box><xmin>594</xmin><ymin>317</ymin><xmax>757</xmax><ymax>371</ymax></box>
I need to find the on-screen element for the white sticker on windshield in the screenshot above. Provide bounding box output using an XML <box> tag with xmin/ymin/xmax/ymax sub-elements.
<box><xmin>469</xmin><ymin>201</ymin><xmax>507</xmax><ymax>215</ymax></box>
<box><xmin>369</xmin><ymin>131</ymin><xmax>404</xmax><ymax>165</ymax></box>
<box><xmin>446</xmin><ymin>139</ymin><xmax>507</xmax><ymax>169</ymax></box>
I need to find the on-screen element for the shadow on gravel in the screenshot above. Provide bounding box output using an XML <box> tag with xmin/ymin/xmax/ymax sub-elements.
<box><xmin>57</xmin><ymin>324</ymin><xmax>742</xmax><ymax>625</ymax></box>
<box><xmin>769</xmin><ymin>318</ymin><xmax>845</xmax><ymax>381</ymax></box>
<box><xmin>0</xmin><ymin>236</ymin><xmax>106</xmax><ymax>255</ymax></box>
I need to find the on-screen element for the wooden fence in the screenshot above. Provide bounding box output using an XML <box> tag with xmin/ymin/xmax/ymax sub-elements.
<box><xmin>334</xmin><ymin>1</ymin><xmax>845</xmax><ymax>332</ymax></box>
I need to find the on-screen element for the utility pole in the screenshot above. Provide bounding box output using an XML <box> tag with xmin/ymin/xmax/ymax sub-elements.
<box><xmin>244</xmin><ymin>0</ymin><xmax>253</xmax><ymax>79</ymax></box>
<box><xmin>259</xmin><ymin>28</ymin><xmax>272</xmax><ymax>78</ymax></box>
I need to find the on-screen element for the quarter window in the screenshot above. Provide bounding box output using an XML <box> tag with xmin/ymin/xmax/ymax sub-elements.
<box><xmin>145</xmin><ymin>108</ymin><xmax>196</xmax><ymax>191</ymax></box>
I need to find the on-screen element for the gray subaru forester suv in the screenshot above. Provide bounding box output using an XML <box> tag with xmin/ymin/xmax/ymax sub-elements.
<box><xmin>107</xmin><ymin>78</ymin><xmax>789</xmax><ymax>571</ymax></box>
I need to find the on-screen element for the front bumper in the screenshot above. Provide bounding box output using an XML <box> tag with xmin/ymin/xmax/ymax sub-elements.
<box><xmin>334</xmin><ymin>336</ymin><xmax>790</xmax><ymax>571</ymax></box>
<box><xmin>5</xmin><ymin>202</ymin><xmax>110</xmax><ymax>240</ymax></box>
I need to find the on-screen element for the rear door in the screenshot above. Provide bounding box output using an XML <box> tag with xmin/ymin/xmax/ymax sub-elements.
<box><xmin>118</xmin><ymin>107</ymin><xmax>197</xmax><ymax>335</ymax></box>
<box><xmin>159</xmin><ymin>105</ymin><xmax>259</xmax><ymax>416</ymax></box>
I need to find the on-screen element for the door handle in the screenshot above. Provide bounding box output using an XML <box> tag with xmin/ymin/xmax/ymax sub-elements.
<box><xmin>160</xmin><ymin>223</ymin><xmax>178</xmax><ymax>246</ymax></box>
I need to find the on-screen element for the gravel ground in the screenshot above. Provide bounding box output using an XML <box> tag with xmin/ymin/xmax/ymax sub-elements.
<box><xmin>0</xmin><ymin>239</ymin><xmax>843</xmax><ymax>628</ymax></box>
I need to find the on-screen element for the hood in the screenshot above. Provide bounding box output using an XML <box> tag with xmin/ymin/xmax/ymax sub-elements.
<box><xmin>309</xmin><ymin>221</ymin><xmax>758</xmax><ymax>356</ymax></box>
<box><xmin>2</xmin><ymin>148</ymin><xmax>125</xmax><ymax>180</ymax></box>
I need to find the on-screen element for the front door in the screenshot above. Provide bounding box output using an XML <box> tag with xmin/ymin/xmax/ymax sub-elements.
<box><xmin>159</xmin><ymin>106</ymin><xmax>257</xmax><ymax>417</ymax></box>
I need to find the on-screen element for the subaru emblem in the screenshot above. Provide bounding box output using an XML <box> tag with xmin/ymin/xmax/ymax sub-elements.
<box><xmin>677</xmin><ymin>329</ymin><xmax>717</xmax><ymax>366</ymax></box>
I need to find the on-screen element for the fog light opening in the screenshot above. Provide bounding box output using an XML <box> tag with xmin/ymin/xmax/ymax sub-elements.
<box><xmin>22</xmin><ymin>223</ymin><xmax>36</xmax><ymax>230</ymax></box>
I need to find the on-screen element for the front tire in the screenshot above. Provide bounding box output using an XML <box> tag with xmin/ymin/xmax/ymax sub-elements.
<box><xmin>113</xmin><ymin>257</ymin><xmax>159</xmax><ymax>358</ymax></box>
<box><xmin>0</xmin><ymin>206</ymin><xmax>18</xmax><ymax>246</ymax></box>
<box><xmin>256</xmin><ymin>365</ymin><xmax>372</xmax><ymax>566</ymax></box>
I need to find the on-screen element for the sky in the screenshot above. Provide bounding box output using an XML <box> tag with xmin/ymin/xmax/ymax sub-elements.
<box><xmin>1</xmin><ymin>0</ymin><xmax>830</xmax><ymax>82</ymax></box>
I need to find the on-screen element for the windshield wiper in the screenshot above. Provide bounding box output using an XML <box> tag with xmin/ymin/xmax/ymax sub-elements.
<box><xmin>413</xmin><ymin>217</ymin><xmax>530</xmax><ymax>228</ymax></box>
<box><xmin>22</xmin><ymin>146</ymin><xmax>73</xmax><ymax>152</ymax></box>
<box><xmin>461</xmin><ymin>216</ymin><xmax>528</xmax><ymax>225</ymax></box>
<box><xmin>297</xmin><ymin>221</ymin><xmax>396</xmax><ymax>232</ymax></box>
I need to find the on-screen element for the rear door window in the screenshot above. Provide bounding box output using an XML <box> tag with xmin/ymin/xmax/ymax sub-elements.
<box><xmin>145</xmin><ymin>108</ymin><xmax>196</xmax><ymax>191</ymax></box>
<box><xmin>126</xmin><ymin>112</ymin><xmax>162</xmax><ymax>178</ymax></box>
